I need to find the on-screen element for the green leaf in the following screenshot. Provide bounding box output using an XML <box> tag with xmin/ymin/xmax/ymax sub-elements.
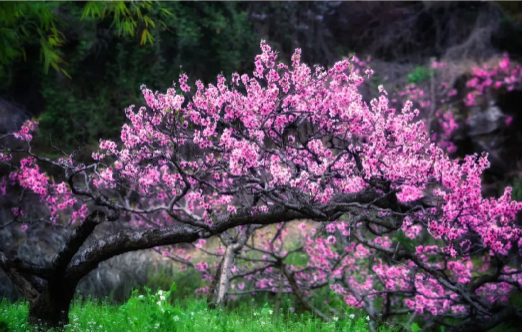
<box><xmin>81</xmin><ymin>2</ymin><xmax>103</xmax><ymax>20</ymax></box>
<box><xmin>61</xmin><ymin>68</ymin><xmax>71</xmax><ymax>79</ymax></box>
<box><xmin>159</xmin><ymin>7</ymin><xmax>173</xmax><ymax>17</ymax></box>
<box><xmin>140</xmin><ymin>29</ymin><xmax>154</xmax><ymax>45</ymax></box>
<box><xmin>134</xmin><ymin>7</ymin><xmax>143</xmax><ymax>20</ymax></box>
<box><xmin>411</xmin><ymin>322</ymin><xmax>421</xmax><ymax>332</ymax></box>
<box><xmin>143</xmin><ymin>15</ymin><xmax>156</xmax><ymax>28</ymax></box>
<box><xmin>396</xmin><ymin>231</ymin><xmax>416</xmax><ymax>253</ymax></box>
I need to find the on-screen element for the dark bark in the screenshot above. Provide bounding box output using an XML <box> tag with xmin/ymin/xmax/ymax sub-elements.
<box><xmin>0</xmin><ymin>211</ymin><xmax>105</xmax><ymax>328</ymax></box>
<box><xmin>66</xmin><ymin>189</ymin><xmax>411</xmax><ymax>286</ymax></box>
<box><xmin>27</xmin><ymin>281</ymin><xmax>77</xmax><ymax>328</ymax></box>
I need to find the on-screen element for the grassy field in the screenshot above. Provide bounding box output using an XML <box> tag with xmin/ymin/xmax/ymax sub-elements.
<box><xmin>0</xmin><ymin>286</ymin><xmax>398</xmax><ymax>332</ymax></box>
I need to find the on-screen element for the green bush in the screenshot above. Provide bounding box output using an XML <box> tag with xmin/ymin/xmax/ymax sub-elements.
<box><xmin>407</xmin><ymin>66</ymin><xmax>431</xmax><ymax>84</ymax></box>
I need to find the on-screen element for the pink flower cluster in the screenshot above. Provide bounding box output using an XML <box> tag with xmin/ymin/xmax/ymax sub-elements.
<box><xmin>13</xmin><ymin>120</ymin><xmax>38</xmax><ymax>141</ymax></box>
<box><xmin>465</xmin><ymin>54</ymin><xmax>522</xmax><ymax>106</ymax></box>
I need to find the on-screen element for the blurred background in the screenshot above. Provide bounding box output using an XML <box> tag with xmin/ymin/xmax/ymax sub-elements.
<box><xmin>1</xmin><ymin>1</ymin><xmax>522</xmax><ymax>306</ymax></box>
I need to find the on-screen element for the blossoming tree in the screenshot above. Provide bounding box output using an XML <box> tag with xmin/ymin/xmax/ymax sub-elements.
<box><xmin>159</xmin><ymin>52</ymin><xmax>522</xmax><ymax>331</ymax></box>
<box><xmin>1</xmin><ymin>41</ymin><xmax>521</xmax><ymax>331</ymax></box>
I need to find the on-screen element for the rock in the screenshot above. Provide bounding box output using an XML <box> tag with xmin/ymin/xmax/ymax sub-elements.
<box><xmin>466</xmin><ymin>101</ymin><xmax>504</xmax><ymax>136</ymax></box>
<box><xmin>0</xmin><ymin>97</ymin><xmax>28</xmax><ymax>134</ymax></box>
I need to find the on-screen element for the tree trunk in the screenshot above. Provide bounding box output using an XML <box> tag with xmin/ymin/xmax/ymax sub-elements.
<box><xmin>274</xmin><ymin>268</ymin><xmax>284</xmax><ymax>315</ymax></box>
<box><xmin>27</xmin><ymin>282</ymin><xmax>77</xmax><ymax>328</ymax></box>
<box><xmin>212</xmin><ymin>225</ymin><xmax>260</xmax><ymax>306</ymax></box>
<box><xmin>207</xmin><ymin>258</ymin><xmax>223</xmax><ymax>305</ymax></box>
<box><xmin>0</xmin><ymin>211</ymin><xmax>106</xmax><ymax>329</ymax></box>
<box><xmin>282</xmin><ymin>265</ymin><xmax>329</xmax><ymax>321</ymax></box>
<box><xmin>215</xmin><ymin>244</ymin><xmax>236</xmax><ymax>306</ymax></box>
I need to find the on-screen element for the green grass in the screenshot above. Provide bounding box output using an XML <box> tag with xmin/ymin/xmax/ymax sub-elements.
<box><xmin>0</xmin><ymin>286</ymin><xmax>398</xmax><ymax>332</ymax></box>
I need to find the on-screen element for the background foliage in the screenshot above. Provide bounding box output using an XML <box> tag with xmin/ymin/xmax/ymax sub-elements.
<box><xmin>1</xmin><ymin>1</ymin><xmax>258</xmax><ymax>148</ymax></box>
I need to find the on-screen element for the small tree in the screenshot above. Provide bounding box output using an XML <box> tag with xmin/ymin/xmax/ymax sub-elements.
<box><xmin>1</xmin><ymin>41</ymin><xmax>521</xmax><ymax>330</ymax></box>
